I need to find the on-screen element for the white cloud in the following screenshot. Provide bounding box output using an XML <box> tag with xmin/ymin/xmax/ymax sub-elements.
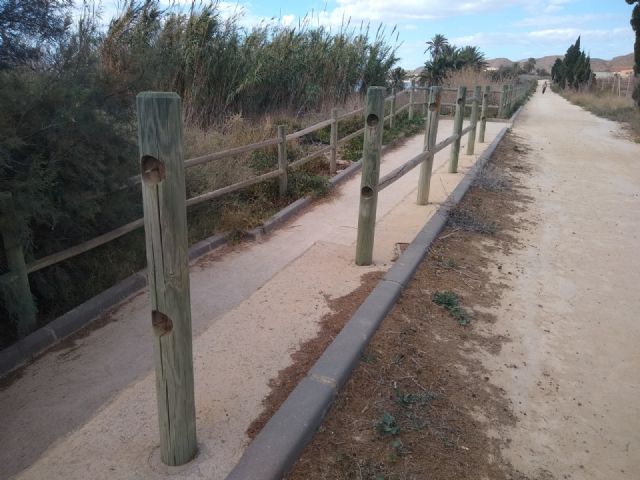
<box><xmin>312</xmin><ymin>0</ymin><xmax>522</xmax><ymax>26</ymax></box>
<box><xmin>451</xmin><ymin>26</ymin><xmax>633</xmax><ymax>58</ymax></box>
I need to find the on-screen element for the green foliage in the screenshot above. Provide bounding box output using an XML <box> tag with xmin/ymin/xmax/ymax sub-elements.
<box><xmin>0</xmin><ymin>12</ymin><xmax>140</xmax><ymax>262</ymax></box>
<box><xmin>551</xmin><ymin>37</ymin><xmax>593</xmax><ymax>90</ymax></box>
<box><xmin>0</xmin><ymin>0</ymin><xmax>72</xmax><ymax>69</ymax></box>
<box><xmin>421</xmin><ymin>34</ymin><xmax>486</xmax><ymax>86</ymax></box>
<box><xmin>98</xmin><ymin>1</ymin><xmax>399</xmax><ymax>124</ymax></box>
<box><xmin>394</xmin><ymin>390</ymin><xmax>438</xmax><ymax>409</ymax></box>
<box><xmin>432</xmin><ymin>290</ymin><xmax>471</xmax><ymax>326</ymax></box>
<box><xmin>389</xmin><ymin>67</ymin><xmax>406</xmax><ymax>90</ymax></box>
<box><xmin>376</xmin><ymin>412</ymin><xmax>401</xmax><ymax>436</ymax></box>
<box><xmin>0</xmin><ymin>0</ymin><xmax>405</xmax><ymax>344</ymax></box>
<box><xmin>287</xmin><ymin>171</ymin><xmax>330</xmax><ymax>198</ymax></box>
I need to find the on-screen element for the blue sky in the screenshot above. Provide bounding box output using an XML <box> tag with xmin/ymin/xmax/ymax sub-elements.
<box><xmin>93</xmin><ymin>1</ymin><xmax>635</xmax><ymax>69</ymax></box>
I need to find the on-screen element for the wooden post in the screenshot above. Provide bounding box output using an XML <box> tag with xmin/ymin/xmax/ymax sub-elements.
<box><xmin>498</xmin><ymin>84</ymin><xmax>507</xmax><ymax>118</ymax></box>
<box><xmin>422</xmin><ymin>88</ymin><xmax>428</xmax><ymax>117</ymax></box>
<box><xmin>466</xmin><ymin>85</ymin><xmax>481</xmax><ymax>156</ymax></box>
<box><xmin>0</xmin><ymin>193</ymin><xmax>36</xmax><ymax>337</ymax></box>
<box><xmin>416</xmin><ymin>86</ymin><xmax>441</xmax><ymax>205</ymax></box>
<box><xmin>136</xmin><ymin>92</ymin><xmax>197</xmax><ymax>467</ymax></box>
<box><xmin>355</xmin><ymin>87</ymin><xmax>385</xmax><ymax>266</ymax></box>
<box><xmin>409</xmin><ymin>80</ymin><xmax>415</xmax><ymax>120</ymax></box>
<box><xmin>277</xmin><ymin>125</ymin><xmax>288</xmax><ymax>196</ymax></box>
<box><xmin>330</xmin><ymin>108</ymin><xmax>338</xmax><ymax>175</ymax></box>
<box><xmin>479</xmin><ymin>85</ymin><xmax>490</xmax><ymax>143</ymax></box>
<box><xmin>390</xmin><ymin>88</ymin><xmax>396</xmax><ymax>129</ymax></box>
<box><xmin>448</xmin><ymin>86</ymin><xmax>466</xmax><ymax>174</ymax></box>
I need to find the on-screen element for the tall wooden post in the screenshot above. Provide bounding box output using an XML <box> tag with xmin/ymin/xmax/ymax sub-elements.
<box><xmin>508</xmin><ymin>84</ymin><xmax>515</xmax><ymax>112</ymax></box>
<box><xmin>498</xmin><ymin>84</ymin><xmax>508</xmax><ymax>118</ymax></box>
<box><xmin>416</xmin><ymin>86</ymin><xmax>441</xmax><ymax>205</ymax></box>
<box><xmin>330</xmin><ymin>108</ymin><xmax>338</xmax><ymax>175</ymax></box>
<box><xmin>408</xmin><ymin>80</ymin><xmax>415</xmax><ymax>120</ymax></box>
<box><xmin>0</xmin><ymin>193</ymin><xmax>36</xmax><ymax>337</ymax></box>
<box><xmin>479</xmin><ymin>85</ymin><xmax>490</xmax><ymax>143</ymax></box>
<box><xmin>422</xmin><ymin>88</ymin><xmax>428</xmax><ymax>117</ymax></box>
<box><xmin>466</xmin><ymin>85</ymin><xmax>481</xmax><ymax>156</ymax></box>
<box><xmin>277</xmin><ymin>125</ymin><xmax>288</xmax><ymax>196</ymax></box>
<box><xmin>448</xmin><ymin>86</ymin><xmax>466</xmax><ymax>174</ymax></box>
<box><xmin>355</xmin><ymin>87</ymin><xmax>385</xmax><ymax>266</ymax></box>
<box><xmin>389</xmin><ymin>88</ymin><xmax>396</xmax><ymax>129</ymax></box>
<box><xmin>136</xmin><ymin>92</ymin><xmax>197</xmax><ymax>467</ymax></box>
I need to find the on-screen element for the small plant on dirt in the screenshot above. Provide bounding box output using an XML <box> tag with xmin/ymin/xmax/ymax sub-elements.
<box><xmin>394</xmin><ymin>390</ymin><xmax>439</xmax><ymax>409</ymax></box>
<box><xmin>448</xmin><ymin>207</ymin><xmax>498</xmax><ymax>235</ymax></box>
<box><xmin>388</xmin><ymin>438</ymin><xmax>409</xmax><ymax>459</ymax></box>
<box><xmin>408</xmin><ymin>412</ymin><xmax>429</xmax><ymax>431</ymax></box>
<box><xmin>432</xmin><ymin>290</ymin><xmax>471</xmax><ymax>326</ymax></box>
<box><xmin>473</xmin><ymin>165</ymin><xmax>512</xmax><ymax>192</ymax></box>
<box><xmin>361</xmin><ymin>351</ymin><xmax>378</xmax><ymax>364</ymax></box>
<box><xmin>376</xmin><ymin>412</ymin><xmax>401</xmax><ymax>436</ymax></box>
<box><xmin>391</xmin><ymin>353</ymin><xmax>405</xmax><ymax>365</ymax></box>
<box><xmin>287</xmin><ymin>171</ymin><xmax>330</xmax><ymax>198</ymax></box>
<box><xmin>442</xmin><ymin>257</ymin><xmax>458</xmax><ymax>269</ymax></box>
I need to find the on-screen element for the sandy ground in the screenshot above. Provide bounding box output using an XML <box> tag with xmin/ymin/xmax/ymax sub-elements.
<box><xmin>481</xmin><ymin>84</ymin><xmax>640</xmax><ymax>478</ymax></box>
<box><xmin>0</xmin><ymin>114</ymin><xmax>504</xmax><ymax>479</ymax></box>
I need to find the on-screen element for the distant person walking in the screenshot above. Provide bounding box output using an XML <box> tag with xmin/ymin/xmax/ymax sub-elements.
<box><xmin>542</xmin><ymin>81</ymin><xmax>548</xmax><ymax>94</ymax></box>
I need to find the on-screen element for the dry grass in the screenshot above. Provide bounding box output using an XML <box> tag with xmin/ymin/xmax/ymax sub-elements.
<box><xmin>561</xmin><ymin>89</ymin><xmax>640</xmax><ymax>141</ymax></box>
<box><xmin>443</xmin><ymin>67</ymin><xmax>503</xmax><ymax>92</ymax></box>
<box><xmin>440</xmin><ymin>68</ymin><xmax>514</xmax><ymax>116</ymax></box>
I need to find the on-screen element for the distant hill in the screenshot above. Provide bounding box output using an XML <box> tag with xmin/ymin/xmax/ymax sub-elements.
<box><xmin>487</xmin><ymin>53</ymin><xmax>633</xmax><ymax>73</ymax></box>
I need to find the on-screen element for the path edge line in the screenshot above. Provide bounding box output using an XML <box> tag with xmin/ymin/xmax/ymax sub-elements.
<box><xmin>225</xmin><ymin>126</ymin><xmax>510</xmax><ymax>480</ymax></box>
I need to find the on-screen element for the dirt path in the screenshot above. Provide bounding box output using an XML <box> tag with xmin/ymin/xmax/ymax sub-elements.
<box><xmin>287</xmin><ymin>85</ymin><xmax>640</xmax><ymax>479</ymax></box>
<box><xmin>486</xmin><ymin>86</ymin><xmax>640</xmax><ymax>478</ymax></box>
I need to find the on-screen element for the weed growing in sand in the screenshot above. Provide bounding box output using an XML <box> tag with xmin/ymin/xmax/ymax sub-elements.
<box><xmin>376</xmin><ymin>412</ymin><xmax>401</xmax><ymax>436</ymax></box>
<box><xmin>432</xmin><ymin>291</ymin><xmax>471</xmax><ymax>326</ymax></box>
<box><xmin>448</xmin><ymin>208</ymin><xmax>498</xmax><ymax>235</ymax></box>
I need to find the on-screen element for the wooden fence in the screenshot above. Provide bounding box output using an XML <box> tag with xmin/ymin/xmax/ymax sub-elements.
<box><xmin>1</xmin><ymin>80</ymin><xmax>533</xmax><ymax>335</ymax></box>
<box><xmin>595</xmin><ymin>75</ymin><xmax>637</xmax><ymax>98</ymax></box>
<box><xmin>355</xmin><ymin>81</ymin><xmax>535</xmax><ymax>264</ymax></box>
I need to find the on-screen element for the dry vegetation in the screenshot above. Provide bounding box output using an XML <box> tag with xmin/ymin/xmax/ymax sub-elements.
<box><xmin>560</xmin><ymin>89</ymin><xmax>640</xmax><ymax>141</ymax></box>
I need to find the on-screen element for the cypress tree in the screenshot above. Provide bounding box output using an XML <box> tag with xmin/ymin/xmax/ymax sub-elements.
<box><xmin>626</xmin><ymin>0</ymin><xmax>640</xmax><ymax>106</ymax></box>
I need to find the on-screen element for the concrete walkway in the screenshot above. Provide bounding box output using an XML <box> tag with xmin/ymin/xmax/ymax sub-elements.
<box><xmin>0</xmin><ymin>119</ymin><xmax>505</xmax><ymax>479</ymax></box>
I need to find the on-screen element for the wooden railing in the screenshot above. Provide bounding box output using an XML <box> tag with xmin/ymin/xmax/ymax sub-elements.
<box><xmin>355</xmin><ymin>80</ymin><xmax>536</xmax><ymax>264</ymax></box>
<box><xmin>1</xmin><ymin>80</ymin><xmax>534</xmax><ymax>334</ymax></box>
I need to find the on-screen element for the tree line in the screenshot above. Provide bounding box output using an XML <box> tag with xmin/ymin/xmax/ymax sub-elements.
<box><xmin>551</xmin><ymin>37</ymin><xmax>593</xmax><ymax>90</ymax></box>
<box><xmin>0</xmin><ymin>0</ymin><xmax>401</xmax><ymax>340</ymax></box>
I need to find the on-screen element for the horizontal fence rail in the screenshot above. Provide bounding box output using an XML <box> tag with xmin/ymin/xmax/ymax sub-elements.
<box><xmin>355</xmin><ymin>79</ymin><xmax>535</xmax><ymax>264</ymax></box>
<box><xmin>19</xmin><ymin>81</ymin><xmax>533</xmax><ymax>277</ymax></box>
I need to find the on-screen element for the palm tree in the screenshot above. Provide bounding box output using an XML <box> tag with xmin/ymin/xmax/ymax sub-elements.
<box><xmin>425</xmin><ymin>34</ymin><xmax>448</xmax><ymax>60</ymax></box>
<box><xmin>421</xmin><ymin>55</ymin><xmax>449</xmax><ymax>86</ymax></box>
<box><xmin>457</xmin><ymin>45</ymin><xmax>487</xmax><ymax>70</ymax></box>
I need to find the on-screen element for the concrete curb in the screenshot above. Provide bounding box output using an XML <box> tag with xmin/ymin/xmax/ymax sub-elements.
<box><xmin>510</xmin><ymin>105</ymin><xmax>524</xmax><ymax>126</ymax></box>
<box><xmin>226</xmin><ymin>126</ymin><xmax>510</xmax><ymax>480</ymax></box>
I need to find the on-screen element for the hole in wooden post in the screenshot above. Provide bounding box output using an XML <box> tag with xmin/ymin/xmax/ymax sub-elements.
<box><xmin>366</xmin><ymin>114</ymin><xmax>379</xmax><ymax>127</ymax></box>
<box><xmin>141</xmin><ymin>156</ymin><xmax>166</xmax><ymax>185</ymax></box>
<box><xmin>152</xmin><ymin>310</ymin><xmax>173</xmax><ymax>336</ymax></box>
<box><xmin>428</xmin><ymin>102</ymin><xmax>439</xmax><ymax>112</ymax></box>
<box><xmin>457</xmin><ymin>97</ymin><xmax>464</xmax><ymax>105</ymax></box>
<box><xmin>361</xmin><ymin>186</ymin><xmax>373</xmax><ymax>198</ymax></box>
